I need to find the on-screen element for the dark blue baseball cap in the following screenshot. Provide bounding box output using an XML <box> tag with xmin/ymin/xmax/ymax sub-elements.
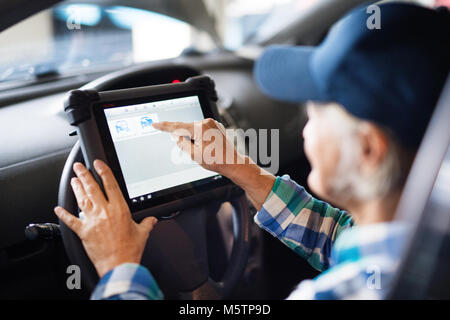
<box><xmin>254</xmin><ymin>2</ymin><xmax>450</xmax><ymax>149</ymax></box>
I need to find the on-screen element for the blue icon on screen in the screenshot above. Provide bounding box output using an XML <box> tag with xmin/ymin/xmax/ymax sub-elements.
<box><xmin>115</xmin><ymin>120</ymin><xmax>130</xmax><ymax>134</ymax></box>
<box><xmin>140</xmin><ymin>116</ymin><xmax>154</xmax><ymax>128</ymax></box>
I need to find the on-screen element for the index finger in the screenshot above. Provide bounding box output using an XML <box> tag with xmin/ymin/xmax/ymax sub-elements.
<box><xmin>93</xmin><ymin>160</ymin><xmax>126</xmax><ymax>206</ymax></box>
<box><xmin>73</xmin><ymin>162</ymin><xmax>107</xmax><ymax>206</ymax></box>
<box><xmin>153</xmin><ymin>121</ymin><xmax>194</xmax><ymax>137</ymax></box>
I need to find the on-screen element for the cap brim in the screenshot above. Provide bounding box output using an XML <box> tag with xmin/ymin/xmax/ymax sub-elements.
<box><xmin>254</xmin><ymin>45</ymin><xmax>324</xmax><ymax>103</ymax></box>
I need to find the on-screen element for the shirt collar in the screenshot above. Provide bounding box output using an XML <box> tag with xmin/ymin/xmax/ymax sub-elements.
<box><xmin>330</xmin><ymin>221</ymin><xmax>409</xmax><ymax>266</ymax></box>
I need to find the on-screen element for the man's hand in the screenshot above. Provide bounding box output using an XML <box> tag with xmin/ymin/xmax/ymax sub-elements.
<box><xmin>153</xmin><ymin>119</ymin><xmax>276</xmax><ymax>210</ymax></box>
<box><xmin>54</xmin><ymin>160</ymin><xmax>157</xmax><ymax>278</ymax></box>
<box><xmin>153</xmin><ymin>118</ymin><xmax>248</xmax><ymax>179</ymax></box>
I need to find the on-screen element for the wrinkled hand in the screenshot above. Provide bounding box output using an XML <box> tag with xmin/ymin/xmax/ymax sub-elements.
<box><xmin>152</xmin><ymin>119</ymin><xmax>249</xmax><ymax>179</ymax></box>
<box><xmin>54</xmin><ymin>160</ymin><xmax>157</xmax><ymax>278</ymax></box>
<box><xmin>154</xmin><ymin>119</ymin><xmax>276</xmax><ymax>211</ymax></box>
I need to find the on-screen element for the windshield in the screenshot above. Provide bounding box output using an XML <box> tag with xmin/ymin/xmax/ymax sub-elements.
<box><xmin>0</xmin><ymin>0</ymin><xmax>324</xmax><ymax>85</ymax></box>
<box><xmin>0</xmin><ymin>4</ymin><xmax>210</xmax><ymax>84</ymax></box>
<box><xmin>0</xmin><ymin>0</ymin><xmax>440</xmax><ymax>85</ymax></box>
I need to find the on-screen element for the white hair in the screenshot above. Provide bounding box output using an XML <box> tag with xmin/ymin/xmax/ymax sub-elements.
<box><xmin>314</xmin><ymin>103</ymin><xmax>412</xmax><ymax>201</ymax></box>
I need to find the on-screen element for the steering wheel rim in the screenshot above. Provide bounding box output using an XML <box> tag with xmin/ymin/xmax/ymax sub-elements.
<box><xmin>58</xmin><ymin>64</ymin><xmax>250</xmax><ymax>298</ymax></box>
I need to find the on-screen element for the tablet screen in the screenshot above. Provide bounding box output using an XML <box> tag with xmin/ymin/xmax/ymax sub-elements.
<box><xmin>103</xmin><ymin>95</ymin><xmax>218</xmax><ymax>203</ymax></box>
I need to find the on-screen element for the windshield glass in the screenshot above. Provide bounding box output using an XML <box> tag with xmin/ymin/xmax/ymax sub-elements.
<box><xmin>0</xmin><ymin>0</ymin><xmax>321</xmax><ymax>84</ymax></box>
<box><xmin>0</xmin><ymin>4</ymin><xmax>212</xmax><ymax>84</ymax></box>
<box><xmin>0</xmin><ymin>0</ymin><xmax>440</xmax><ymax>85</ymax></box>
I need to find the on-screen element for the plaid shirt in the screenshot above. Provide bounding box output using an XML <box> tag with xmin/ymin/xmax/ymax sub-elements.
<box><xmin>91</xmin><ymin>175</ymin><xmax>406</xmax><ymax>300</ymax></box>
<box><xmin>91</xmin><ymin>263</ymin><xmax>163</xmax><ymax>300</ymax></box>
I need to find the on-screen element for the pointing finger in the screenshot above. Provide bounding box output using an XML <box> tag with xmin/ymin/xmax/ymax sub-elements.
<box><xmin>153</xmin><ymin>121</ymin><xmax>194</xmax><ymax>137</ymax></box>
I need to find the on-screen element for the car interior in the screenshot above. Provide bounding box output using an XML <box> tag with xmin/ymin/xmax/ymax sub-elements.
<box><xmin>0</xmin><ymin>0</ymin><xmax>448</xmax><ymax>300</ymax></box>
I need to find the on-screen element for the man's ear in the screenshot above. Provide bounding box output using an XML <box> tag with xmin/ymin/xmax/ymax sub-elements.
<box><xmin>358</xmin><ymin>122</ymin><xmax>389</xmax><ymax>175</ymax></box>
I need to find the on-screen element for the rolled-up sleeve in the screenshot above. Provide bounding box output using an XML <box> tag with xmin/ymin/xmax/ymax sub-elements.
<box><xmin>254</xmin><ymin>175</ymin><xmax>354</xmax><ymax>271</ymax></box>
<box><xmin>91</xmin><ymin>263</ymin><xmax>163</xmax><ymax>300</ymax></box>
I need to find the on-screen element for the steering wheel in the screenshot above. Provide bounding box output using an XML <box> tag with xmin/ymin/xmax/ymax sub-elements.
<box><xmin>58</xmin><ymin>64</ymin><xmax>251</xmax><ymax>299</ymax></box>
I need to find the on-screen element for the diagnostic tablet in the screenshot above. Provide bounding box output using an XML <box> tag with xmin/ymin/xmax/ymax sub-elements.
<box><xmin>64</xmin><ymin>76</ymin><xmax>231</xmax><ymax>217</ymax></box>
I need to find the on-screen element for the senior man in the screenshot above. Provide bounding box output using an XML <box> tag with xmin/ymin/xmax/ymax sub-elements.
<box><xmin>54</xmin><ymin>3</ymin><xmax>450</xmax><ymax>299</ymax></box>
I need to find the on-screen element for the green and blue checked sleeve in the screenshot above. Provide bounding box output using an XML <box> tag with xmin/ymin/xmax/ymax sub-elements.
<box><xmin>91</xmin><ymin>263</ymin><xmax>163</xmax><ymax>300</ymax></box>
<box><xmin>254</xmin><ymin>175</ymin><xmax>354</xmax><ymax>271</ymax></box>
